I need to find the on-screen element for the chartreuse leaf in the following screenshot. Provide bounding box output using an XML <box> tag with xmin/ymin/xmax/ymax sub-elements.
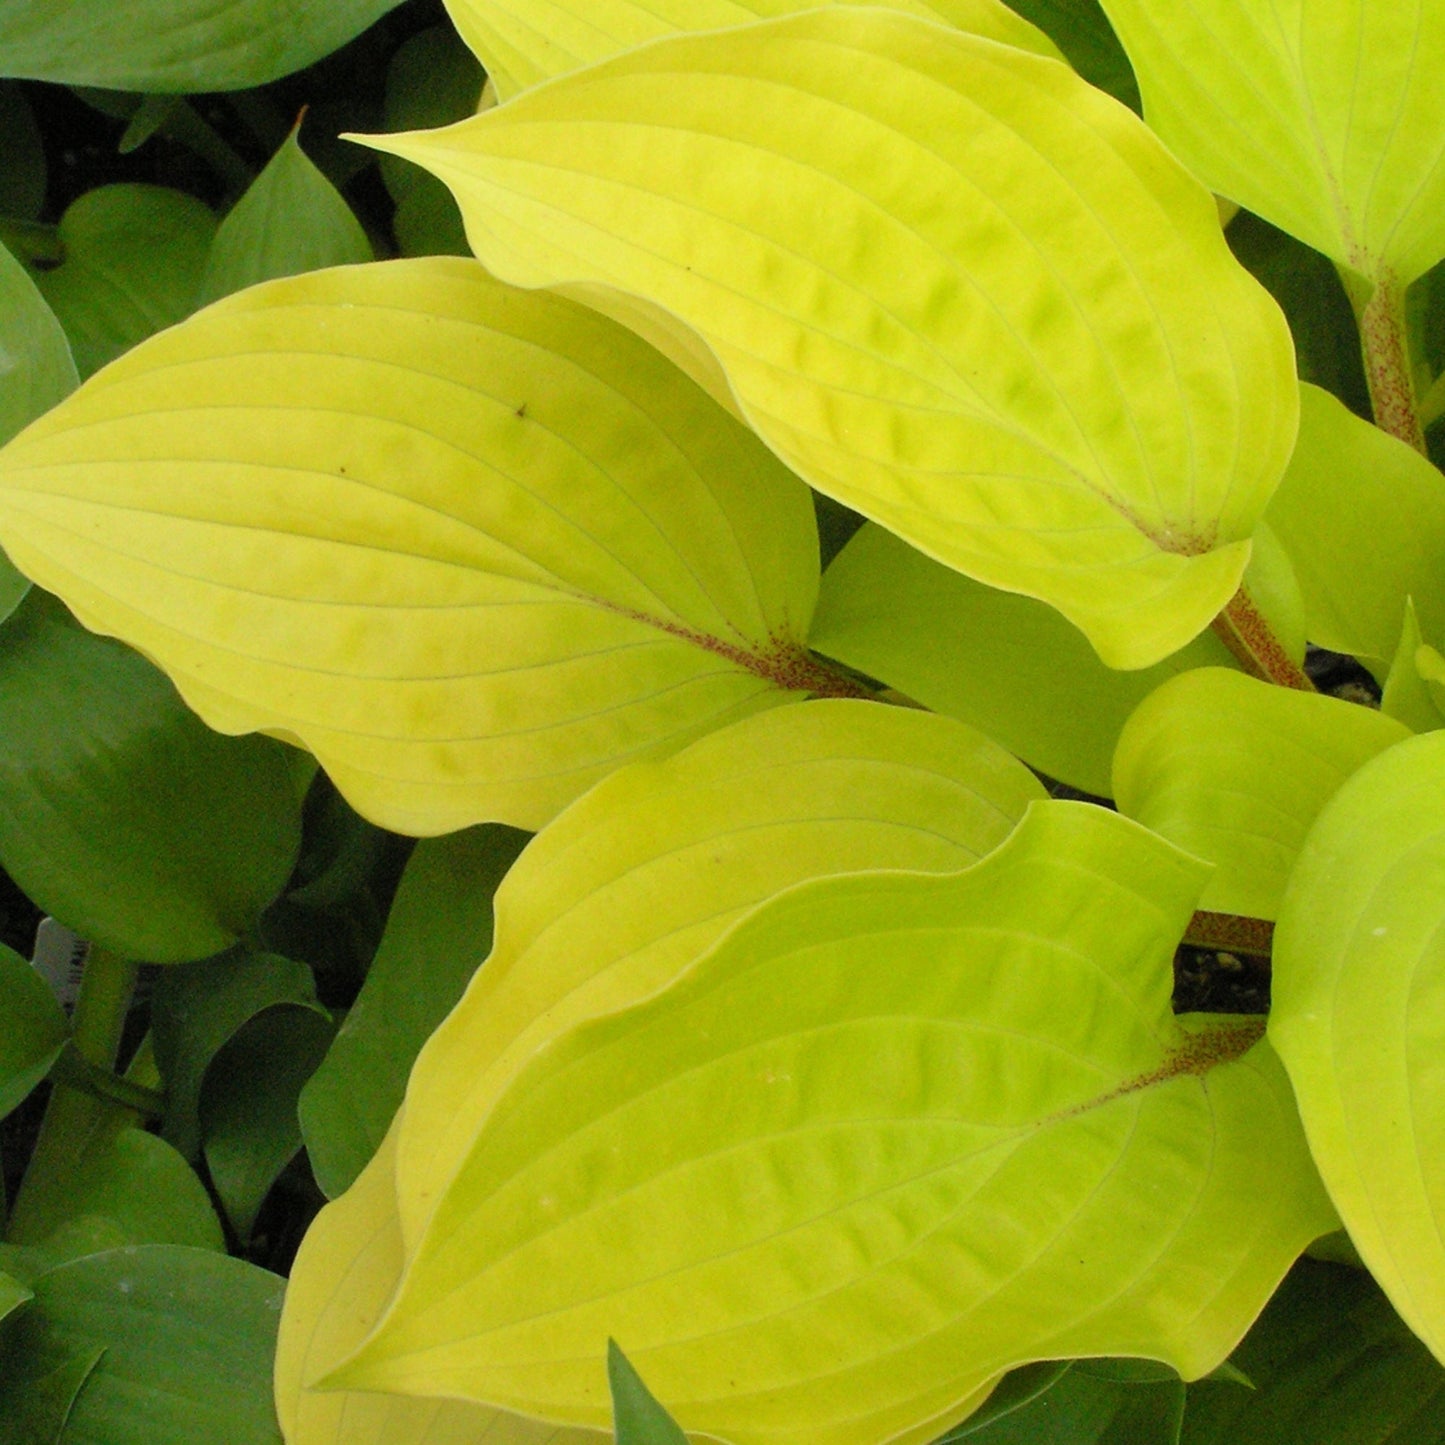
<box><xmin>1182</xmin><ymin>1259</ymin><xmax>1445</xmax><ymax>1445</ymax></box>
<box><xmin>0</xmin><ymin>940</ymin><xmax>67</xmax><ymax>1118</ymax></box>
<box><xmin>442</xmin><ymin>0</ymin><xmax>1060</xmax><ymax>100</ymax></box>
<box><xmin>299</xmin><ymin>825</ymin><xmax>529</xmax><ymax>1200</ymax></box>
<box><xmin>1271</xmin><ymin>731</ymin><xmax>1445</xmax><ymax>1363</ymax></box>
<box><xmin>0</xmin><ymin>0</ymin><xmax>403</xmax><ymax>91</ymax></box>
<box><xmin>196</xmin><ymin>128</ymin><xmax>372</xmax><ymax>307</ymax></box>
<box><xmin>33</xmin><ymin>184</ymin><xmax>215</xmax><ymax>379</ymax></box>
<box><xmin>811</xmin><ymin>524</ymin><xmax>1237</xmax><ymax>797</ymax></box>
<box><xmin>1382</xmin><ymin>599</ymin><xmax>1445</xmax><ymax>732</ymax></box>
<box><xmin>0</xmin><ymin>258</ymin><xmax>830</xmax><ymax>835</ymax></box>
<box><xmin>334</xmin><ymin>803</ymin><xmax>1333</xmax><ymax>1445</ymax></box>
<box><xmin>1114</xmin><ymin>669</ymin><xmax>1409</xmax><ymax>920</ymax></box>
<box><xmin>1096</xmin><ymin>0</ymin><xmax>1445</xmax><ymax>288</ymax></box>
<box><xmin>366</xmin><ymin>8</ymin><xmax>1297</xmax><ymax>670</ymax></box>
<box><xmin>1266</xmin><ymin>384</ymin><xmax>1445</xmax><ymax>675</ymax></box>
<box><xmin>0</xmin><ymin>1246</ymin><xmax>284</xmax><ymax>1445</ymax></box>
<box><xmin>392</xmin><ymin>699</ymin><xmax>1043</xmax><ymax>1253</ymax></box>
<box><xmin>275</xmin><ymin>1114</ymin><xmax>600</xmax><ymax>1445</ymax></box>
<box><xmin>0</xmin><ymin>594</ymin><xmax>302</xmax><ymax>963</ymax></box>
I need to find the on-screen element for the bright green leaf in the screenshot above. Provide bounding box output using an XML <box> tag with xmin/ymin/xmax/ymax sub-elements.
<box><xmin>393</xmin><ymin>698</ymin><xmax>1044</xmax><ymax>1254</ymax></box>
<box><xmin>443</xmin><ymin>0</ymin><xmax>1060</xmax><ymax>100</ymax></box>
<box><xmin>1097</xmin><ymin>0</ymin><xmax>1445</xmax><ymax>286</ymax></box>
<box><xmin>609</xmin><ymin>1341</ymin><xmax>688</xmax><ymax>1445</ymax></box>
<box><xmin>0</xmin><ymin>0</ymin><xmax>404</xmax><ymax>91</ymax></box>
<box><xmin>1266</xmin><ymin>384</ymin><xmax>1445</xmax><ymax>674</ymax></box>
<box><xmin>1181</xmin><ymin>1259</ymin><xmax>1445</xmax><ymax>1444</ymax></box>
<box><xmin>0</xmin><ymin>1246</ymin><xmax>283</xmax><ymax>1445</ymax></box>
<box><xmin>1114</xmin><ymin>668</ymin><xmax>1409</xmax><ymax>920</ymax></box>
<box><xmin>0</xmin><ymin>940</ymin><xmax>67</xmax><ymax>1118</ymax></box>
<box><xmin>201</xmin><ymin>1005</ymin><xmax>336</xmax><ymax>1238</ymax></box>
<box><xmin>1271</xmin><ymin>731</ymin><xmax>1445</xmax><ymax>1363</ymax></box>
<box><xmin>196</xmin><ymin>128</ymin><xmax>372</xmax><ymax>308</ymax></box>
<box><xmin>339</xmin><ymin>803</ymin><xmax>1333</xmax><ymax>1445</ymax></box>
<box><xmin>811</xmin><ymin>524</ymin><xmax>1237</xmax><ymax>797</ymax></box>
<box><xmin>365</xmin><ymin>8</ymin><xmax>1296</xmax><ymax>669</ymax></box>
<box><xmin>151</xmin><ymin>950</ymin><xmax>327</xmax><ymax>1158</ymax></box>
<box><xmin>275</xmin><ymin>1114</ymin><xmax>602</xmax><ymax>1445</ymax></box>
<box><xmin>32</xmin><ymin>184</ymin><xmax>215</xmax><ymax>379</ymax></box>
<box><xmin>1382</xmin><ymin>599</ymin><xmax>1445</xmax><ymax>733</ymax></box>
<box><xmin>0</xmin><ymin>233</ymin><xmax>77</xmax><ymax>449</ymax></box>
<box><xmin>299</xmin><ymin>824</ymin><xmax>529</xmax><ymax>1200</ymax></box>
<box><xmin>0</xmin><ymin>594</ymin><xmax>303</xmax><ymax>963</ymax></box>
<box><xmin>0</xmin><ymin>258</ymin><xmax>831</xmax><ymax>834</ymax></box>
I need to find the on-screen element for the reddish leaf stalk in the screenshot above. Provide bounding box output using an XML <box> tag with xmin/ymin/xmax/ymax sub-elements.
<box><xmin>1211</xmin><ymin>588</ymin><xmax>1315</xmax><ymax>691</ymax></box>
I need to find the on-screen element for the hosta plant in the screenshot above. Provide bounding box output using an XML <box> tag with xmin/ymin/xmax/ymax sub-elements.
<box><xmin>3</xmin><ymin>0</ymin><xmax>1445</xmax><ymax>1441</ymax></box>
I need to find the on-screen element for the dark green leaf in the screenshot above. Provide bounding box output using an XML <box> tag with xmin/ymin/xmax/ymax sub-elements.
<box><xmin>933</xmin><ymin>1363</ymin><xmax>1074</xmax><ymax>1442</ymax></box>
<box><xmin>0</xmin><ymin>939</ymin><xmax>67</xmax><ymax>1118</ymax></box>
<box><xmin>0</xmin><ymin>81</ymin><xmax>45</xmax><ymax>221</ymax></box>
<box><xmin>1181</xmin><ymin>1259</ymin><xmax>1445</xmax><ymax>1444</ymax></box>
<box><xmin>196</xmin><ymin>127</ymin><xmax>372</xmax><ymax>308</ymax></box>
<box><xmin>201</xmin><ymin>1005</ymin><xmax>335</xmax><ymax>1237</ymax></box>
<box><xmin>0</xmin><ymin>594</ymin><xmax>304</xmax><ymax>962</ymax></box>
<box><xmin>0</xmin><ymin>234</ymin><xmax>77</xmax><ymax>447</ymax></box>
<box><xmin>0</xmin><ymin>0</ymin><xmax>405</xmax><ymax>92</ymax></box>
<box><xmin>609</xmin><ymin>1339</ymin><xmax>689</xmax><ymax>1445</ymax></box>
<box><xmin>151</xmin><ymin>949</ymin><xmax>326</xmax><ymax>1158</ymax></box>
<box><xmin>966</xmin><ymin>1367</ymin><xmax>1183</xmax><ymax>1445</ymax></box>
<box><xmin>298</xmin><ymin>823</ymin><xmax>526</xmax><ymax>1198</ymax></box>
<box><xmin>0</xmin><ymin>1246</ymin><xmax>283</xmax><ymax>1445</ymax></box>
<box><xmin>0</xmin><ymin>1339</ymin><xmax>103</xmax><ymax>1445</ymax></box>
<box><xmin>1004</xmin><ymin>0</ymin><xmax>1140</xmax><ymax>109</ymax></box>
<box><xmin>0</xmin><ymin>1270</ymin><xmax>32</xmax><ymax>1328</ymax></box>
<box><xmin>32</xmin><ymin>183</ymin><xmax>215</xmax><ymax>378</ymax></box>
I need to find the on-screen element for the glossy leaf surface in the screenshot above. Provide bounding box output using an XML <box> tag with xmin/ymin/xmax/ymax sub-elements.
<box><xmin>0</xmin><ymin>596</ymin><xmax>302</xmax><ymax>963</ymax></box>
<box><xmin>0</xmin><ymin>259</ymin><xmax>829</xmax><ymax>834</ymax></box>
<box><xmin>0</xmin><ymin>941</ymin><xmax>67</xmax><ymax>1119</ymax></box>
<box><xmin>32</xmin><ymin>184</ymin><xmax>215</xmax><ymax>379</ymax></box>
<box><xmin>299</xmin><ymin>824</ymin><xmax>528</xmax><ymax>1200</ymax></box>
<box><xmin>370</xmin><ymin>8</ymin><xmax>1297</xmax><ymax>668</ymax></box>
<box><xmin>275</xmin><ymin>1116</ymin><xmax>600</xmax><ymax>1445</ymax></box>
<box><xmin>0</xmin><ymin>0</ymin><xmax>404</xmax><ymax>91</ymax></box>
<box><xmin>1266</xmin><ymin>384</ymin><xmax>1445</xmax><ymax>673</ymax></box>
<box><xmin>1098</xmin><ymin>0</ymin><xmax>1445</xmax><ymax>284</ymax></box>
<box><xmin>196</xmin><ymin>128</ymin><xmax>372</xmax><ymax>307</ymax></box>
<box><xmin>443</xmin><ymin>0</ymin><xmax>1059</xmax><ymax>99</ymax></box>
<box><xmin>0</xmin><ymin>1246</ymin><xmax>284</xmax><ymax>1444</ymax></box>
<box><xmin>394</xmin><ymin>698</ymin><xmax>1044</xmax><ymax>1251</ymax></box>
<box><xmin>812</xmin><ymin>524</ymin><xmax>1237</xmax><ymax>797</ymax></box>
<box><xmin>1114</xmin><ymin>668</ymin><xmax>1409</xmax><ymax>919</ymax></box>
<box><xmin>1271</xmin><ymin>731</ymin><xmax>1445</xmax><ymax>1362</ymax></box>
<box><xmin>340</xmin><ymin>804</ymin><xmax>1332</xmax><ymax>1445</ymax></box>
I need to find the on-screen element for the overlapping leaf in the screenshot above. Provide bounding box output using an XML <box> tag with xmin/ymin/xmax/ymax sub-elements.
<box><xmin>0</xmin><ymin>258</ymin><xmax>832</xmax><ymax>834</ymax></box>
<box><xmin>392</xmin><ymin>699</ymin><xmax>1044</xmax><ymax>1252</ymax></box>
<box><xmin>811</xmin><ymin>523</ymin><xmax>1237</xmax><ymax>796</ymax></box>
<box><xmin>441</xmin><ymin>0</ymin><xmax>1059</xmax><ymax>100</ymax></box>
<box><xmin>332</xmin><ymin>803</ymin><xmax>1332</xmax><ymax>1445</ymax></box>
<box><xmin>276</xmin><ymin>1115</ymin><xmax>602</xmax><ymax>1445</ymax></box>
<box><xmin>1382</xmin><ymin>600</ymin><xmax>1445</xmax><ymax>732</ymax></box>
<box><xmin>1098</xmin><ymin>0</ymin><xmax>1445</xmax><ymax>287</ymax></box>
<box><xmin>365</xmin><ymin>8</ymin><xmax>1298</xmax><ymax>668</ymax></box>
<box><xmin>0</xmin><ymin>942</ymin><xmax>67</xmax><ymax>1119</ymax></box>
<box><xmin>1271</xmin><ymin>732</ymin><xmax>1445</xmax><ymax>1362</ymax></box>
<box><xmin>1114</xmin><ymin>668</ymin><xmax>1409</xmax><ymax>919</ymax></box>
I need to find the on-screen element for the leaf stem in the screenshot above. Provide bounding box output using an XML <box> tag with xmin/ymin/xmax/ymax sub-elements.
<box><xmin>5</xmin><ymin>947</ymin><xmax>139</xmax><ymax>1244</ymax></box>
<box><xmin>1210</xmin><ymin>588</ymin><xmax>1315</xmax><ymax>690</ymax></box>
<box><xmin>1344</xmin><ymin>267</ymin><xmax>1427</xmax><ymax>453</ymax></box>
<box><xmin>1183</xmin><ymin>910</ymin><xmax>1274</xmax><ymax>959</ymax></box>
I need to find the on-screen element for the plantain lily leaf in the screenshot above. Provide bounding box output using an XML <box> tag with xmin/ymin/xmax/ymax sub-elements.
<box><xmin>0</xmin><ymin>241</ymin><xmax>77</xmax><ymax>450</ymax></box>
<box><xmin>812</xmin><ymin>524</ymin><xmax>1238</xmax><ymax>797</ymax></box>
<box><xmin>1097</xmin><ymin>0</ymin><xmax>1445</xmax><ymax>288</ymax></box>
<box><xmin>1001</xmin><ymin>0</ymin><xmax>1139</xmax><ymax>110</ymax></box>
<box><xmin>1266</xmin><ymin>385</ymin><xmax>1445</xmax><ymax>675</ymax></box>
<box><xmin>0</xmin><ymin>941</ymin><xmax>67</xmax><ymax>1120</ymax></box>
<box><xmin>330</xmin><ymin>802</ymin><xmax>1332</xmax><ymax>1445</ymax></box>
<box><xmin>392</xmin><ymin>698</ymin><xmax>1044</xmax><ymax>1254</ymax></box>
<box><xmin>363</xmin><ymin>8</ymin><xmax>1297</xmax><ymax>669</ymax></box>
<box><xmin>1271</xmin><ymin>731</ymin><xmax>1445</xmax><ymax>1363</ymax></box>
<box><xmin>1114</xmin><ymin>668</ymin><xmax>1409</xmax><ymax>920</ymax></box>
<box><xmin>275</xmin><ymin>1113</ymin><xmax>602</xmax><ymax>1445</ymax></box>
<box><xmin>442</xmin><ymin>0</ymin><xmax>1060</xmax><ymax>100</ymax></box>
<box><xmin>0</xmin><ymin>0</ymin><xmax>405</xmax><ymax>92</ymax></box>
<box><xmin>1382</xmin><ymin>600</ymin><xmax>1445</xmax><ymax>733</ymax></box>
<box><xmin>609</xmin><ymin>1342</ymin><xmax>688</xmax><ymax>1445</ymax></box>
<box><xmin>196</xmin><ymin>128</ymin><xmax>372</xmax><ymax>308</ymax></box>
<box><xmin>0</xmin><ymin>258</ymin><xmax>833</xmax><ymax>834</ymax></box>
<box><xmin>32</xmin><ymin>184</ymin><xmax>215</xmax><ymax>380</ymax></box>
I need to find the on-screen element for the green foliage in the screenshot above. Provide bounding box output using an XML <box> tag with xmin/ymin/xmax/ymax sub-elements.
<box><xmin>1</xmin><ymin>2</ymin><xmax>1445</xmax><ymax>1443</ymax></box>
